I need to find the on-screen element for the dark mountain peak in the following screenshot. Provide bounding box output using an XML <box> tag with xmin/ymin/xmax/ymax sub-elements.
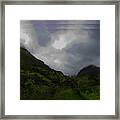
<box><xmin>77</xmin><ymin>64</ymin><xmax>100</xmax><ymax>77</ymax></box>
<box><xmin>84</xmin><ymin>64</ymin><xmax>99</xmax><ymax>69</ymax></box>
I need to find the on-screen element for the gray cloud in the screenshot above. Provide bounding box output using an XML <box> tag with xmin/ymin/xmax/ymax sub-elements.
<box><xmin>20</xmin><ymin>20</ymin><xmax>100</xmax><ymax>75</ymax></box>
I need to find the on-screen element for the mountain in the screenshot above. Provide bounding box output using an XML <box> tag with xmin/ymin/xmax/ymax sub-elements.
<box><xmin>21</xmin><ymin>47</ymin><xmax>64</xmax><ymax>76</ymax></box>
<box><xmin>77</xmin><ymin>65</ymin><xmax>100</xmax><ymax>77</ymax></box>
<box><xmin>21</xmin><ymin>47</ymin><xmax>50</xmax><ymax>70</ymax></box>
<box><xmin>20</xmin><ymin>47</ymin><xmax>100</xmax><ymax>100</ymax></box>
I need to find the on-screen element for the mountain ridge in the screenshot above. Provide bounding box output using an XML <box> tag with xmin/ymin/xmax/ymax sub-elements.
<box><xmin>20</xmin><ymin>47</ymin><xmax>100</xmax><ymax>100</ymax></box>
<box><xmin>21</xmin><ymin>47</ymin><xmax>100</xmax><ymax>76</ymax></box>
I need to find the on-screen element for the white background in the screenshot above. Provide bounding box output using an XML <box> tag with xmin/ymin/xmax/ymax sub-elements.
<box><xmin>5</xmin><ymin>5</ymin><xmax>115</xmax><ymax>115</ymax></box>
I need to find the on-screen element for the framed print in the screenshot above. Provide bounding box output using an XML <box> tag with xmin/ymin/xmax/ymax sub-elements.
<box><xmin>0</xmin><ymin>0</ymin><xmax>119</xmax><ymax>119</ymax></box>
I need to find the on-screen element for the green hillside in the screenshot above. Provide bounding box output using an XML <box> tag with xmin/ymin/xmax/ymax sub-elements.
<box><xmin>20</xmin><ymin>47</ymin><xmax>100</xmax><ymax>100</ymax></box>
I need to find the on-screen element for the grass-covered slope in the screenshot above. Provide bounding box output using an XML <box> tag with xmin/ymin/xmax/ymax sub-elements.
<box><xmin>20</xmin><ymin>47</ymin><xmax>100</xmax><ymax>100</ymax></box>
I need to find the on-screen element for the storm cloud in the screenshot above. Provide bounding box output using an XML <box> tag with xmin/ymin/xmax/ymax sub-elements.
<box><xmin>20</xmin><ymin>20</ymin><xmax>100</xmax><ymax>75</ymax></box>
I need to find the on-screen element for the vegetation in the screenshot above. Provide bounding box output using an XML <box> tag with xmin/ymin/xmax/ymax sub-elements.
<box><xmin>20</xmin><ymin>47</ymin><xmax>100</xmax><ymax>100</ymax></box>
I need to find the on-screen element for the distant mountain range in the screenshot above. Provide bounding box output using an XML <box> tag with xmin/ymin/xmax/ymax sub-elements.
<box><xmin>20</xmin><ymin>47</ymin><xmax>100</xmax><ymax>100</ymax></box>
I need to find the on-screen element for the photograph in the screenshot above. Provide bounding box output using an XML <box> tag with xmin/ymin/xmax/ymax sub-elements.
<box><xmin>20</xmin><ymin>20</ymin><xmax>100</xmax><ymax>100</ymax></box>
<box><xmin>1</xmin><ymin>0</ymin><xmax>118</xmax><ymax>118</ymax></box>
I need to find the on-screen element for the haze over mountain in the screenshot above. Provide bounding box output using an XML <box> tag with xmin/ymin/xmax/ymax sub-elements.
<box><xmin>21</xmin><ymin>47</ymin><xmax>99</xmax><ymax>77</ymax></box>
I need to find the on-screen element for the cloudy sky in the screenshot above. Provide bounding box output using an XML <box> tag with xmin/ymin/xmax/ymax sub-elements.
<box><xmin>20</xmin><ymin>20</ymin><xmax>100</xmax><ymax>76</ymax></box>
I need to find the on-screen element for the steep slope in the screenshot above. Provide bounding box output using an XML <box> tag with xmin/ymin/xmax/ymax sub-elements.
<box><xmin>20</xmin><ymin>47</ymin><xmax>50</xmax><ymax>70</ymax></box>
<box><xmin>20</xmin><ymin>47</ymin><xmax>73</xmax><ymax>100</ymax></box>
